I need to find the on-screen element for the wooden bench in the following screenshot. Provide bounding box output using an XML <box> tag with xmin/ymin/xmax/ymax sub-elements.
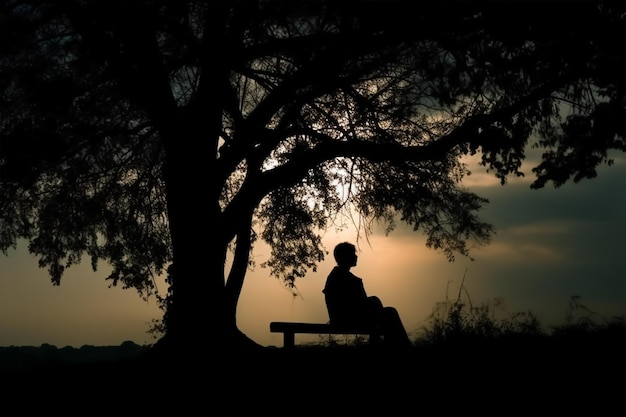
<box><xmin>269</xmin><ymin>321</ymin><xmax>380</xmax><ymax>348</ymax></box>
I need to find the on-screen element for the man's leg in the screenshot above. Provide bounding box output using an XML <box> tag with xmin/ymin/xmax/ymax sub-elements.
<box><xmin>381</xmin><ymin>306</ymin><xmax>412</xmax><ymax>347</ymax></box>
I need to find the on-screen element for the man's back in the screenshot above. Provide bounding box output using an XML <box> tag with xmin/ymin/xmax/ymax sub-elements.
<box><xmin>323</xmin><ymin>266</ymin><xmax>368</xmax><ymax>326</ymax></box>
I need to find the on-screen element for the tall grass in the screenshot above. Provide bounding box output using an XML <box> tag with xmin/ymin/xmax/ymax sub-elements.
<box><xmin>415</xmin><ymin>272</ymin><xmax>625</xmax><ymax>348</ymax></box>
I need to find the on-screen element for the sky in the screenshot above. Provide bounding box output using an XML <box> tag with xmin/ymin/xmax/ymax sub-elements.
<box><xmin>1</xmin><ymin>149</ymin><xmax>625</xmax><ymax>348</ymax></box>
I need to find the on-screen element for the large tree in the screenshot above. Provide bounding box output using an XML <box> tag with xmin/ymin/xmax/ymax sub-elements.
<box><xmin>1</xmin><ymin>0</ymin><xmax>624</xmax><ymax>351</ymax></box>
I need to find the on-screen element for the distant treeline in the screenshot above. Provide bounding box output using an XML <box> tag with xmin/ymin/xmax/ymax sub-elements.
<box><xmin>0</xmin><ymin>341</ymin><xmax>148</xmax><ymax>370</ymax></box>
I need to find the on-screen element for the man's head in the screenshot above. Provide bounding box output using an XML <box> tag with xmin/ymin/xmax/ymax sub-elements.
<box><xmin>333</xmin><ymin>242</ymin><xmax>358</xmax><ymax>267</ymax></box>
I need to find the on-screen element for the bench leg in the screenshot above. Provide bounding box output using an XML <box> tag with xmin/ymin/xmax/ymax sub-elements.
<box><xmin>283</xmin><ymin>332</ymin><xmax>295</xmax><ymax>349</ymax></box>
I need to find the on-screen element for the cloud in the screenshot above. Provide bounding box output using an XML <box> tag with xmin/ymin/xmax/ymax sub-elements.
<box><xmin>504</xmin><ymin>222</ymin><xmax>571</xmax><ymax>236</ymax></box>
<box><xmin>476</xmin><ymin>240</ymin><xmax>565</xmax><ymax>263</ymax></box>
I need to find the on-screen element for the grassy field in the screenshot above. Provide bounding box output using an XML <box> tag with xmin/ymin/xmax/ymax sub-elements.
<box><xmin>2</xmin><ymin>300</ymin><xmax>624</xmax><ymax>416</ymax></box>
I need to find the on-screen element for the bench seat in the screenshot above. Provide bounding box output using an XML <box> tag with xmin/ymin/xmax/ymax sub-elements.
<box><xmin>269</xmin><ymin>321</ymin><xmax>380</xmax><ymax>348</ymax></box>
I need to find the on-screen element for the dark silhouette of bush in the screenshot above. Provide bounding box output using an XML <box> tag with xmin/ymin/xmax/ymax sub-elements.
<box><xmin>0</xmin><ymin>341</ymin><xmax>148</xmax><ymax>370</ymax></box>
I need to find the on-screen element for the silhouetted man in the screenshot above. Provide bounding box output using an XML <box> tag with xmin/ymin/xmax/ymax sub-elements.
<box><xmin>323</xmin><ymin>242</ymin><xmax>411</xmax><ymax>347</ymax></box>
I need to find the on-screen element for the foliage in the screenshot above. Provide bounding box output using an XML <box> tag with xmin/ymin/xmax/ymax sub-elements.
<box><xmin>317</xmin><ymin>332</ymin><xmax>371</xmax><ymax>348</ymax></box>
<box><xmin>417</xmin><ymin>272</ymin><xmax>544</xmax><ymax>346</ymax></box>
<box><xmin>420</xmin><ymin>298</ymin><xmax>544</xmax><ymax>345</ymax></box>
<box><xmin>551</xmin><ymin>295</ymin><xmax>626</xmax><ymax>341</ymax></box>
<box><xmin>417</xmin><ymin>281</ymin><xmax>625</xmax><ymax>347</ymax></box>
<box><xmin>0</xmin><ymin>341</ymin><xmax>148</xmax><ymax>370</ymax></box>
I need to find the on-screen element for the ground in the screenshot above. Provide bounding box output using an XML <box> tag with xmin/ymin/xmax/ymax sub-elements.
<box><xmin>1</xmin><ymin>335</ymin><xmax>624</xmax><ymax>416</ymax></box>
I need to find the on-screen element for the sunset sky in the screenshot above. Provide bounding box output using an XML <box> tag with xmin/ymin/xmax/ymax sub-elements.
<box><xmin>1</xmin><ymin>149</ymin><xmax>625</xmax><ymax>348</ymax></box>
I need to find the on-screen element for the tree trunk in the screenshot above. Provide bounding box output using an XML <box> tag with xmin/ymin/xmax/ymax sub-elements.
<box><xmin>154</xmin><ymin>188</ymin><xmax>262</xmax><ymax>354</ymax></box>
<box><xmin>153</xmin><ymin>111</ymin><xmax>261</xmax><ymax>356</ymax></box>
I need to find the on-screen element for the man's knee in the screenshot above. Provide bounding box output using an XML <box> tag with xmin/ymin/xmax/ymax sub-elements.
<box><xmin>382</xmin><ymin>306</ymin><xmax>400</xmax><ymax>318</ymax></box>
<box><xmin>367</xmin><ymin>296</ymin><xmax>383</xmax><ymax>309</ymax></box>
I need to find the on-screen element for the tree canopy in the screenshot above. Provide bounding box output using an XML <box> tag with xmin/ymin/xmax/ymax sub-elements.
<box><xmin>1</xmin><ymin>0</ymin><xmax>624</xmax><ymax>348</ymax></box>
